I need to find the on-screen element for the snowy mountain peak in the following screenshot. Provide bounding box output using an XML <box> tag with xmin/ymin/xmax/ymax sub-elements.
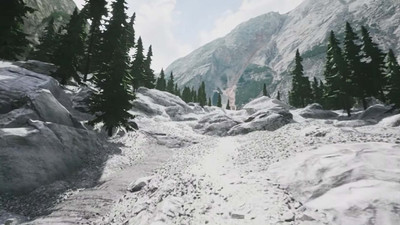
<box><xmin>166</xmin><ymin>0</ymin><xmax>400</xmax><ymax>108</ymax></box>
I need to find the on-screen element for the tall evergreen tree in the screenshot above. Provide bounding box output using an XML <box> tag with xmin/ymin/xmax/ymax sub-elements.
<box><xmin>208</xmin><ymin>97</ymin><xmax>212</xmax><ymax>106</ymax></box>
<box><xmin>174</xmin><ymin>83</ymin><xmax>180</xmax><ymax>96</ymax></box>
<box><xmin>82</xmin><ymin>0</ymin><xmax>108</xmax><ymax>81</ymax></box>
<box><xmin>89</xmin><ymin>0</ymin><xmax>135</xmax><ymax>136</ymax></box>
<box><xmin>289</xmin><ymin>50</ymin><xmax>312</xmax><ymax>107</ymax></box>
<box><xmin>126</xmin><ymin>13</ymin><xmax>136</xmax><ymax>49</ymax></box>
<box><xmin>361</xmin><ymin>26</ymin><xmax>386</xmax><ymax>102</ymax></box>
<box><xmin>226</xmin><ymin>100</ymin><xmax>231</xmax><ymax>110</ymax></box>
<box><xmin>385</xmin><ymin>49</ymin><xmax>400</xmax><ymax>108</ymax></box>
<box><xmin>311</xmin><ymin>77</ymin><xmax>323</xmax><ymax>104</ymax></box>
<box><xmin>217</xmin><ymin>93</ymin><xmax>222</xmax><ymax>107</ymax></box>
<box><xmin>263</xmin><ymin>83</ymin><xmax>269</xmax><ymax>97</ymax></box>
<box><xmin>54</xmin><ymin>8</ymin><xmax>86</xmax><ymax>84</ymax></box>
<box><xmin>192</xmin><ymin>88</ymin><xmax>197</xmax><ymax>102</ymax></box>
<box><xmin>182</xmin><ymin>86</ymin><xmax>192</xmax><ymax>103</ymax></box>
<box><xmin>0</xmin><ymin>0</ymin><xmax>34</xmax><ymax>60</ymax></box>
<box><xmin>167</xmin><ymin>72</ymin><xmax>175</xmax><ymax>93</ymax></box>
<box><xmin>343</xmin><ymin>22</ymin><xmax>367</xmax><ymax>108</ymax></box>
<box><xmin>198</xmin><ymin>81</ymin><xmax>207</xmax><ymax>107</ymax></box>
<box><xmin>324</xmin><ymin>31</ymin><xmax>352</xmax><ymax>116</ymax></box>
<box><xmin>31</xmin><ymin>17</ymin><xmax>58</xmax><ymax>62</ymax></box>
<box><xmin>131</xmin><ymin>36</ymin><xmax>146</xmax><ymax>90</ymax></box>
<box><xmin>155</xmin><ymin>68</ymin><xmax>166</xmax><ymax>91</ymax></box>
<box><xmin>143</xmin><ymin>45</ymin><xmax>156</xmax><ymax>88</ymax></box>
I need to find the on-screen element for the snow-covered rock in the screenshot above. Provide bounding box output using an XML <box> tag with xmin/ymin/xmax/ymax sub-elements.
<box><xmin>0</xmin><ymin>120</ymin><xmax>104</xmax><ymax>194</ymax></box>
<box><xmin>195</xmin><ymin>112</ymin><xmax>240</xmax><ymax>136</ymax></box>
<box><xmin>0</xmin><ymin>63</ymin><xmax>104</xmax><ymax>194</ymax></box>
<box><xmin>131</xmin><ymin>88</ymin><xmax>194</xmax><ymax>121</ymax></box>
<box><xmin>268</xmin><ymin>142</ymin><xmax>400</xmax><ymax>225</ymax></box>
<box><xmin>228</xmin><ymin>109</ymin><xmax>293</xmax><ymax>135</ymax></box>
<box><xmin>299</xmin><ymin>103</ymin><xmax>338</xmax><ymax>119</ymax></box>
<box><xmin>127</xmin><ymin>176</ymin><xmax>155</xmax><ymax>193</ymax></box>
<box><xmin>359</xmin><ymin>104</ymin><xmax>396</xmax><ymax>121</ymax></box>
<box><xmin>377</xmin><ymin>114</ymin><xmax>400</xmax><ymax>127</ymax></box>
<box><xmin>242</xmin><ymin>97</ymin><xmax>291</xmax><ymax>115</ymax></box>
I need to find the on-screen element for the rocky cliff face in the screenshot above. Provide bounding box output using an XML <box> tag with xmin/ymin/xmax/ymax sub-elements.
<box><xmin>23</xmin><ymin>0</ymin><xmax>76</xmax><ymax>43</ymax></box>
<box><xmin>166</xmin><ymin>0</ymin><xmax>400</xmax><ymax>108</ymax></box>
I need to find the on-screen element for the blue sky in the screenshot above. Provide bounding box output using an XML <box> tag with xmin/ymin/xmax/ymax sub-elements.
<box><xmin>73</xmin><ymin>0</ymin><xmax>304</xmax><ymax>71</ymax></box>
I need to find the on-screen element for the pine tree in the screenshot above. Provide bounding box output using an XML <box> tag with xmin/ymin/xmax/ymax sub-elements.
<box><xmin>143</xmin><ymin>45</ymin><xmax>155</xmax><ymax>88</ymax></box>
<box><xmin>324</xmin><ymin>31</ymin><xmax>352</xmax><ymax>116</ymax></box>
<box><xmin>82</xmin><ymin>0</ymin><xmax>108</xmax><ymax>81</ymax></box>
<box><xmin>131</xmin><ymin>36</ymin><xmax>146</xmax><ymax>90</ymax></box>
<box><xmin>385</xmin><ymin>49</ymin><xmax>400</xmax><ymax>107</ymax></box>
<box><xmin>155</xmin><ymin>68</ymin><xmax>166</xmax><ymax>91</ymax></box>
<box><xmin>289</xmin><ymin>50</ymin><xmax>312</xmax><ymax>107</ymax></box>
<box><xmin>31</xmin><ymin>17</ymin><xmax>58</xmax><ymax>63</ymax></box>
<box><xmin>89</xmin><ymin>0</ymin><xmax>135</xmax><ymax>137</ymax></box>
<box><xmin>192</xmin><ymin>88</ymin><xmax>197</xmax><ymax>102</ymax></box>
<box><xmin>226</xmin><ymin>100</ymin><xmax>230</xmax><ymax>110</ymax></box>
<box><xmin>182</xmin><ymin>86</ymin><xmax>192</xmax><ymax>102</ymax></box>
<box><xmin>54</xmin><ymin>8</ymin><xmax>86</xmax><ymax>84</ymax></box>
<box><xmin>167</xmin><ymin>72</ymin><xmax>175</xmax><ymax>93</ymax></box>
<box><xmin>198</xmin><ymin>81</ymin><xmax>207</xmax><ymax>107</ymax></box>
<box><xmin>311</xmin><ymin>77</ymin><xmax>323</xmax><ymax>104</ymax></box>
<box><xmin>263</xmin><ymin>83</ymin><xmax>269</xmax><ymax>97</ymax></box>
<box><xmin>208</xmin><ymin>97</ymin><xmax>212</xmax><ymax>106</ymax></box>
<box><xmin>174</xmin><ymin>83</ymin><xmax>180</xmax><ymax>96</ymax></box>
<box><xmin>361</xmin><ymin>26</ymin><xmax>386</xmax><ymax>102</ymax></box>
<box><xmin>217</xmin><ymin>93</ymin><xmax>222</xmax><ymax>107</ymax></box>
<box><xmin>0</xmin><ymin>0</ymin><xmax>34</xmax><ymax>60</ymax></box>
<box><xmin>126</xmin><ymin>13</ymin><xmax>136</xmax><ymax>49</ymax></box>
<box><xmin>343</xmin><ymin>22</ymin><xmax>367</xmax><ymax>108</ymax></box>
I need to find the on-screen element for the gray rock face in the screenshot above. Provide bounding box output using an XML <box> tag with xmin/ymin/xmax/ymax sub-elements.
<box><xmin>195</xmin><ymin>112</ymin><xmax>240</xmax><ymax>136</ymax></box>
<box><xmin>359</xmin><ymin>104</ymin><xmax>394</xmax><ymax>121</ymax></box>
<box><xmin>228</xmin><ymin>110</ymin><xmax>293</xmax><ymax>135</ymax></box>
<box><xmin>23</xmin><ymin>0</ymin><xmax>76</xmax><ymax>44</ymax></box>
<box><xmin>0</xmin><ymin>63</ymin><xmax>103</xmax><ymax>194</ymax></box>
<box><xmin>166</xmin><ymin>0</ymin><xmax>400</xmax><ymax>106</ymax></box>
<box><xmin>131</xmin><ymin>88</ymin><xmax>193</xmax><ymax>121</ymax></box>
<box><xmin>299</xmin><ymin>104</ymin><xmax>338</xmax><ymax>119</ymax></box>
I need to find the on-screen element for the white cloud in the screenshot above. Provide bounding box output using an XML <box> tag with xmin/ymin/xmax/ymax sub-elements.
<box><xmin>199</xmin><ymin>0</ymin><xmax>304</xmax><ymax>45</ymax></box>
<box><xmin>131</xmin><ymin>0</ymin><xmax>192</xmax><ymax>72</ymax></box>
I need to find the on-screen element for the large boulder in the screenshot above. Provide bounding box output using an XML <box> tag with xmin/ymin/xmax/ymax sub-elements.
<box><xmin>242</xmin><ymin>96</ymin><xmax>292</xmax><ymax>115</ymax></box>
<box><xmin>0</xmin><ymin>65</ymin><xmax>72</xmax><ymax>114</ymax></box>
<box><xmin>131</xmin><ymin>88</ymin><xmax>193</xmax><ymax>120</ymax></box>
<box><xmin>377</xmin><ymin>114</ymin><xmax>400</xmax><ymax>127</ymax></box>
<box><xmin>227</xmin><ymin>109</ymin><xmax>293</xmax><ymax>135</ymax></box>
<box><xmin>0</xmin><ymin>120</ymin><xmax>104</xmax><ymax>194</ymax></box>
<box><xmin>268</xmin><ymin>143</ymin><xmax>400</xmax><ymax>225</ymax></box>
<box><xmin>299</xmin><ymin>103</ymin><xmax>338</xmax><ymax>119</ymax></box>
<box><xmin>195</xmin><ymin>112</ymin><xmax>240</xmax><ymax>136</ymax></box>
<box><xmin>359</xmin><ymin>104</ymin><xmax>396</xmax><ymax>121</ymax></box>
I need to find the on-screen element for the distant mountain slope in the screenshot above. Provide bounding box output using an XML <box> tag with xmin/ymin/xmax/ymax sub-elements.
<box><xmin>23</xmin><ymin>0</ymin><xmax>76</xmax><ymax>43</ymax></box>
<box><xmin>165</xmin><ymin>0</ymin><xmax>400</xmax><ymax>108</ymax></box>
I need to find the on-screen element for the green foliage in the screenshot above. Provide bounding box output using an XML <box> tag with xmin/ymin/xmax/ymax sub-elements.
<box><xmin>323</xmin><ymin>31</ymin><xmax>353</xmax><ymax>116</ymax></box>
<box><xmin>289</xmin><ymin>49</ymin><xmax>312</xmax><ymax>108</ymax></box>
<box><xmin>31</xmin><ymin>17</ymin><xmax>58</xmax><ymax>62</ymax></box>
<box><xmin>361</xmin><ymin>26</ymin><xmax>387</xmax><ymax>102</ymax></box>
<box><xmin>89</xmin><ymin>0</ymin><xmax>135</xmax><ymax>136</ymax></box>
<box><xmin>0</xmin><ymin>0</ymin><xmax>34</xmax><ymax>60</ymax></box>
<box><xmin>131</xmin><ymin>37</ymin><xmax>146</xmax><ymax>90</ymax></box>
<box><xmin>53</xmin><ymin>8</ymin><xmax>86</xmax><ymax>84</ymax></box>
<box><xmin>311</xmin><ymin>77</ymin><xmax>324</xmax><ymax>104</ymax></box>
<box><xmin>217</xmin><ymin>93</ymin><xmax>222</xmax><ymax>107</ymax></box>
<box><xmin>166</xmin><ymin>72</ymin><xmax>175</xmax><ymax>93</ymax></box>
<box><xmin>81</xmin><ymin>0</ymin><xmax>108</xmax><ymax>80</ymax></box>
<box><xmin>263</xmin><ymin>83</ymin><xmax>269</xmax><ymax>97</ymax></box>
<box><xmin>182</xmin><ymin>86</ymin><xmax>192</xmax><ymax>103</ymax></box>
<box><xmin>386</xmin><ymin>49</ymin><xmax>400</xmax><ymax>107</ymax></box>
<box><xmin>155</xmin><ymin>69</ymin><xmax>167</xmax><ymax>91</ymax></box>
<box><xmin>143</xmin><ymin>45</ymin><xmax>156</xmax><ymax>88</ymax></box>
<box><xmin>197</xmin><ymin>81</ymin><xmax>207</xmax><ymax>107</ymax></box>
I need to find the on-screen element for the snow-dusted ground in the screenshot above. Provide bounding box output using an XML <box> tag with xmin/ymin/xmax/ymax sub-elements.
<box><xmin>1</xmin><ymin>61</ymin><xmax>400</xmax><ymax>225</ymax></box>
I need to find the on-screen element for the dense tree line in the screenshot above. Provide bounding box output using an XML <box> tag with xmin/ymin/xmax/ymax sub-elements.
<box><xmin>0</xmin><ymin>0</ymin><xmax>159</xmax><ymax>136</ymax></box>
<box><xmin>289</xmin><ymin>23</ymin><xmax>400</xmax><ymax>116</ymax></box>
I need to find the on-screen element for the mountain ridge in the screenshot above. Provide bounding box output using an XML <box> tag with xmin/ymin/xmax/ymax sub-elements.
<box><xmin>165</xmin><ymin>0</ymin><xmax>400</xmax><ymax>108</ymax></box>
